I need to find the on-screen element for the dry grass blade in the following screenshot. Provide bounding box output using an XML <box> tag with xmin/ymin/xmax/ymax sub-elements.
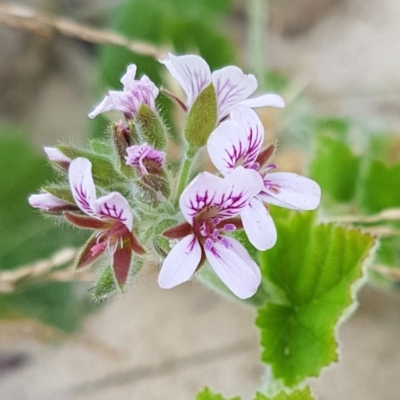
<box><xmin>0</xmin><ymin>3</ymin><xmax>167</xmax><ymax>59</ymax></box>
<box><xmin>0</xmin><ymin>247</ymin><xmax>93</xmax><ymax>293</ymax></box>
<box><xmin>325</xmin><ymin>208</ymin><xmax>400</xmax><ymax>224</ymax></box>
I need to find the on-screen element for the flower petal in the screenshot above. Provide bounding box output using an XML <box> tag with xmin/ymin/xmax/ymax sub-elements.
<box><xmin>208</xmin><ymin>105</ymin><xmax>264</xmax><ymax>175</ymax></box>
<box><xmin>120</xmin><ymin>64</ymin><xmax>137</xmax><ymax>89</ymax></box>
<box><xmin>76</xmin><ymin>234</ymin><xmax>106</xmax><ymax>269</ymax></box>
<box><xmin>160</xmin><ymin>53</ymin><xmax>211</xmax><ymax>108</ymax></box>
<box><xmin>93</xmin><ymin>192</ymin><xmax>133</xmax><ymax>231</ymax></box>
<box><xmin>260</xmin><ymin>172</ymin><xmax>321</xmax><ymax>210</ymax></box>
<box><xmin>44</xmin><ymin>147</ymin><xmax>71</xmax><ymax>163</ymax></box>
<box><xmin>241</xmin><ymin>197</ymin><xmax>277</xmax><ymax>251</ymax></box>
<box><xmin>113</xmin><ymin>240</ymin><xmax>132</xmax><ymax>289</ymax></box>
<box><xmin>88</xmin><ymin>95</ymin><xmax>115</xmax><ymax>119</ymax></box>
<box><xmin>207</xmin><ymin>120</ymin><xmax>246</xmax><ymax>176</ymax></box>
<box><xmin>180</xmin><ymin>167</ymin><xmax>263</xmax><ymax>223</ymax></box>
<box><xmin>205</xmin><ymin>237</ymin><xmax>261</xmax><ymax>299</ymax></box>
<box><xmin>158</xmin><ymin>234</ymin><xmax>202</xmax><ymax>289</ymax></box>
<box><xmin>240</xmin><ymin>94</ymin><xmax>285</xmax><ymax>109</ymax></box>
<box><xmin>211</xmin><ymin>66</ymin><xmax>257</xmax><ymax>121</ymax></box>
<box><xmin>68</xmin><ymin>158</ymin><xmax>97</xmax><ymax>216</ymax></box>
<box><xmin>28</xmin><ymin>193</ymin><xmax>68</xmax><ymax>211</ymax></box>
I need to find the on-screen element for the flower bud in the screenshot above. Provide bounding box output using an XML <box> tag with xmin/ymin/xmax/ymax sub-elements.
<box><xmin>135</xmin><ymin>104</ymin><xmax>167</xmax><ymax>150</ymax></box>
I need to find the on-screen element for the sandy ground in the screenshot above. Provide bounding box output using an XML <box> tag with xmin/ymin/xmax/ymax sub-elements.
<box><xmin>1</xmin><ymin>0</ymin><xmax>400</xmax><ymax>398</ymax></box>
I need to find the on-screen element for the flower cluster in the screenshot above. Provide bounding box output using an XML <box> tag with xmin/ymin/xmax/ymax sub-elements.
<box><xmin>29</xmin><ymin>54</ymin><xmax>320</xmax><ymax>299</ymax></box>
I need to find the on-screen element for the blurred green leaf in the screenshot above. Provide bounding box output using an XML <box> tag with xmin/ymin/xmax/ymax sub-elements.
<box><xmin>254</xmin><ymin>387</ymin><xmax>314</xmax><ymax>400</ymax></box>
<box><xmin>91</xmin><ymin>0</ymin><xmax>235</xmax><ymax>138</ymax></box>
<box><xmin>196</xmin><ymin>387</ymin><xmax>315</xmax><ymax>400</ymax></box>
<box><xmin>196</xmin><ymin>387</ymin><xmax>240</xmax><ymax>400</ymax></box>
<box><xmin>359</xmin><ymin>159</ymin><xmax>400</xmax><ymax>213</ymax></box>
<box><xmin>0</xmin><ymin>131</ymin><xmax>96</xmax><ymax>332</ymax></box>
<box><xmin>256</xmin><ymin>209</ymin><xmax>375</xmax><ymax>387</ymax></box>
<box><xmin>310</xmin><ymin>119</ymin><xmax>360</xmax><ymax>203</ymax></box>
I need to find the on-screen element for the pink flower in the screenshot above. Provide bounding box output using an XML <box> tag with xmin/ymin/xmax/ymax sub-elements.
<box><xmin>89</xmin><ymin>64</ymin><xmax>159</xmax><ymax>120</ymax></box>
<box><xmin>158</xmin><ymin>167</ymin><xmax>264</xmax><ymax>299</ymax></box>
<box><xmin>207</xmin><ymin>105</ymin><xmax>321</xmax><ymax>251</ymax></box>
<box><xmin>160</xmin><ymin>53</ymin><xmax>285</xmax><ymax>124</ymax></box>
<box><xmin>28</xmin><ymin>192</ymin><xmax>74</xmax><ymax>213</ymax></box>
<box><xmin>65</xmin><ymin>157</ymin><xmax>144</xmax><ymax>287</ymax></box>
<box><xmin>44</xmin><ymin>147</ymin><xmax>71</xmax><ymax>170</ymax></box>
<box><xmin>125</xmin><ymin>143</ymin><xmax>166</xmax><ymax>175</ymax></box>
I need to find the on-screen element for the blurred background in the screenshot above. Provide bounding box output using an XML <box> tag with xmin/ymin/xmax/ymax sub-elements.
<box><xmin>1</xmin><ymin>0</ymin><xmax>400</xmax><ymax>399</ymax></box>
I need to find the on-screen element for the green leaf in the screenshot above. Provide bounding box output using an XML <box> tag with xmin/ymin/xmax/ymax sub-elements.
<box><xmin>195</xmin><ymin>387</ymin><xmax>315</xmax><ymax>400</ymax></box>
<box><xmin>310</xmin><ymin>126</ymin><xmax>360</xmax><ymax>203</ymax></box>
<box><xmin>256</xmin><ymin>209</ymin><xmax>376</xmax><ymax>387</ymax></box>
<box><xmin>359</xmin><ymin>159</ymin><xmax>400</xmax><ymax>213</ymax></box>
<box><xmin>254</xmin><ymin>387</ymin><xmax>314</xmax><ymax>400</ymax></box>
<box><xmin>0</xmin><ymin>131</ymin><xmax>96</xmax><ymax>332</ymax></box>
<box><xmin>184</xmin><ymin>83</ymin><xmax>217</xmax><ymax>149</ymax></box>
<box><xmin>196</xmin><ymin>387</ymin><xmax>240</xmax><ymax>400</ymax></box>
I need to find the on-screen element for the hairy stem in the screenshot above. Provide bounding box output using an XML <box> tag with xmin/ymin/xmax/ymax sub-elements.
<box><xmin>174</xmin><ymin>146</ymin><xmax>196</xmax><ymax>206</ymax></box>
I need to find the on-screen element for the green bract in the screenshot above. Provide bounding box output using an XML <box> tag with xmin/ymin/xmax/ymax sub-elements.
<box><xmin>256</xmin><ymin>209</ymin><xmax>376</xmax><ymax>387</ymax></box>
<box><xmin>56</xmin><ymin>145</ymin><xmax>123</xmax><ymax>186</ymax></box>
<box><xmin>184</xmin><ymin>83</ymin><xmax>218</xmax><ymax>149</ymax></box>
<box><xmin>136</xmin><ymin>104</ymin><xmax>167</xmax><ymax>150</ymax></box>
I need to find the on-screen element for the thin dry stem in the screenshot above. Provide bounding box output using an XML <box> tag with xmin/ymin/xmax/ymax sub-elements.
<box><xmin>326</xmin><ymin>208</ymin><xmax>400</xmax><ymax>224</ymax></box>
<box><xmin>0</xmin><ymin>247</ymin><xmax>93</xmax><ymax>293</ymax></box>
<box><xmin>371</xmin><ymin>264</ymin><xmax>400</xmax><ymax>282</ymax></box>
<box><xmin>0</xmin><ymin>3</ymin><xmax>167</xmax><ymax>59</ymax></box>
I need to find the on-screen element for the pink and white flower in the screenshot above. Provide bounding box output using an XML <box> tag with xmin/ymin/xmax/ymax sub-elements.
<box><xmin>158</xmin><ymin>167</ymin><xmax>264</xmax><ymax>299</ymax></box>
<box><xmin>160</xmin><ymin>53</ymin><xmax>285</xmax><ymax>123</ymax></box>
<box><xmin>125</xmin><ymin>143</ymin><xmax>166</xmax><ymax>175</ymax></box>
<box><xmin>29</xmin><ymin>192</ymin><xmax>75</xmax><ymax>213</ymax></box>
<box><xmin>207</xmin><ymin>105</ymin><xmax>321</xmax><ymax>251</ymax></box>
<box><xmin>89</xmin><ymin>64</ymin><xmax>159</xmax><ymax>120</ymax></box>
<box><xmin>65</xmin><ymin>157</ymin><xmax>144</xmax><ymax>287</ymax></box>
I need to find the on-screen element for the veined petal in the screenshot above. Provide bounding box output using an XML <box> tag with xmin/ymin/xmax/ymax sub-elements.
<box><xmin>68</xmin><ymin>158</ymin><xmax>97</xmax><ymax>216</ymax></box>
<box><xmin>160</xmin><ymin>53</ymin><xmax>211</xmax><ymax>108</ymax></box>
<box><xmin>227</xmin><ymin>236</ymin><xmax>261</xmax><ymax>279</ymax></box>
<box><xmin>88</xmin><ymin>95</ymin><xmax>115</xmax><ymax>119</ymax></box>
<box><xmin>211</xmin><ymin>66</ymin><xmax>257</xmax><ymax>121</ymax></box>
<box><xmin>240</xmin><ymin>93</ymin><xmax>285</xmax><ymax>109</ymax></box>
<box><xmin>158</xmin><ymin>234</ymin><xmax>202</xmax><ymax>289</ymax></box>
<box><xmin>140</xmin><ymin>75</ymin><xmax>159</xmax><ymax>100</ymax></box>
<box><xmin>260</xmin><ymin>172</ymin><xmax>321</xmax><ymax>210</ymax></box>
<box><xmin>208</xmin><ymin>106</ymin><xmax>264</xmax><ymax>175</ymax></box>
<box><xmin>241</xmin><ymin>197</ymin><xmax>277</xmax><ymax>251</ymax></box>
<box><xmin>180</xmin><ymin>167</ymin><xmax>263</xmax><ymax>223</ymax></box>
<box><xmin>28</xmin><ymin>193</ymin><xmax>68</xmax><ymax>211</ymax></box>
<box><xmin>120</xmin><ymin>64</ymin><xmax>137</xmax><ymax>89</ymax></box>
<box><xmin>93</xmin><ymin>192</ymin><xmax>133</xmax><ymax>231</ymax></box>
<box><xmin>205</xmin><ymin>238</ymin><xmax>261</xmax><ymax>299</ymax></box>
<box><xmin>207</xmin><ymin>120</ymin><xmax>246</xmax><ymax>175</ymax></box>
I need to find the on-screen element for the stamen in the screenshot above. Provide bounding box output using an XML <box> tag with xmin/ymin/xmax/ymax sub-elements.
<box><xmin>213</xmin><ymin>217</ymin><xmax>221</xmax><ymax>225</ymax></box>
<box><xmin>251</xmin><ymin>162</ymin><xmax>260</xmax><ymax>170</ymax></box>
<box><xmin>223</xmin><ymin>224</ymin><xmax>236</xmax><ymax>232</ymax></box>
<box><xmin>205</xmin><ymin>238</ymin><xmax>213</xmax><ymax>251</ymax></box>
<box><xmin>220</xmin><ymin>237</ymin><xmax>231</xmax><ymax>249</ymax></box>
<box><xmin>213</xmin><ymin>229</ymin><xmax>219</xmax><ymax>239</ymax></box>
